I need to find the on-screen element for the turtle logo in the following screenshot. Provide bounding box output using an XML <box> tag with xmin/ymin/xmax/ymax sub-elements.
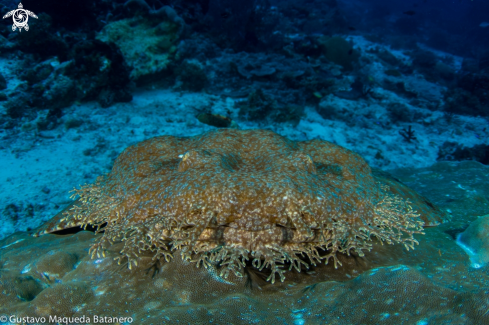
<box><xmin>2</xmin><ymin>3</ymin><xmax>38</xmax><ymax>32</ymax></box>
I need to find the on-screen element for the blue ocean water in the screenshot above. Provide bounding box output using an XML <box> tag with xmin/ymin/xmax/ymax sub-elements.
<box><xmin>0</xmin><ymin>0</ymin><xmax>488</xmax><ymax>324</ymax></box>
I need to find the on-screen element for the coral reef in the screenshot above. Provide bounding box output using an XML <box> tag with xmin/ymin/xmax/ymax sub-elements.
<box><xmin>224</xmin><ymin>52</ymin><xmax>311</xmax><ymax>81</ymax></box>
<box><xmin>237</xmin><ymin>89</ymin><xmax>276</xmax><ymax>121</ymax></box>
<box><xmin>175</xmin><ymin>60</ymin><xmax>208</xmax><ymax>91</ymax></box>
<box><xmin>269</xmin><ymin>104</ymin><xmax>305</xmax><ymax>126</ymax></box>
<box><xmin>123</xmin><ymin>0</ymin><xmax>185</xmax><ymax>36</ymax></box>
<box><xmin>96</xmin><ymin>2</ymin><xmax>185</xmax><ymax>80</ymax></box>
<box><xmin>409</xmin><ymin>49</ymin><xmax>456</xmax><ymax>84</ymax></box>
<box><xmin>234</xmin><ymin>87</ymin><xmax>305</xmax><ymax>125</ymax></box>
<box><xmin>374</xmin><ymin>49</ymin><xmax>402</xmax><ymax>66</ymax></box>
<box><xmin>37</xmin><ymin>129</ymin><xmax>446</xmax><ymax>283</ymax></box>
<box><xmin>4</xmin><ymin>42</ymin><xmax>132</xmax><ymax>117</ymax></box>
<box><xmin>386</xmin><ymin>102</ymin><xmax>414</xmax><ymax>123</ymax></box>
<box><xmin>438</xmin><ymin>142</ymin><xmax>489</xmax><ymax>165</ymax></box>
<box><xmin>318</xmin><ymin>36</ymin><xmax>360</xmax><ymax>71</ymax></box>
<box><xmin>444</xmin><ymin>72</ymin><xmax>489</xmax><ymax>117</ymax></box>
<box><xmin>67</xmin><ymin>40</ymin><xmax>132</xmax><ymax>107</ymax></box>
<box><xmin>334</xmin><ymin>78</ymin><xmax>372</xmax><ymax>100</ymax></box>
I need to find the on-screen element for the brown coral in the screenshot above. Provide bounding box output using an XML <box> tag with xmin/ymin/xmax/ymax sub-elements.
<box><xmin>36</xmin><ymin>129</ymin><xmax>445</xmax><ymax>283</ymax></box>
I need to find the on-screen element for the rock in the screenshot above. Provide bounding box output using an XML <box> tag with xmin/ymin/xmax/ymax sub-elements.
<box><xmin>457</xmin><ymin>214</ymin><xmax>489</xmax><ymax>268</ymax></box>
<box><xmin>20</xmin><ymin>58</ymin><xmax>56</xmax><ymax>84</ymax></box>
<box><xmin>96</xmin><ymin>14</ymin><xmax>181</xmax><ymax>80</ymax></box>
<box><xmin>0</xmin><ymin>214</ymin><xmax>487</xmax><ymax>323</ymax></box>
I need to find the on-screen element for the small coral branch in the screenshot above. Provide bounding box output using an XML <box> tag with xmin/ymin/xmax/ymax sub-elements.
<box><xmin>399</xmin><ymin>125</ymin><xmax>417</xmax><ymax>143</ymax></box>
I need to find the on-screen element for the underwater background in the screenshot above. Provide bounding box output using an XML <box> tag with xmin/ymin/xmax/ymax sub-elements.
<box><xmin>0</xmin><ymin>0</ymin><xmax>489</xmax><ymax>324</ymax></box>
